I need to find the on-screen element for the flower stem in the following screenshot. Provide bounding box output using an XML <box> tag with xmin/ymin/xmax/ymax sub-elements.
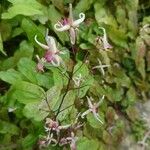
<box><xmin>55</xmin><ymin>37</ymin><xmax>78</xmax><ymax>118</ymax></box>
<box><xmin>55</xmin><ymin>62</ymin><xmax>75</xmax><ymax>118</ymax></box>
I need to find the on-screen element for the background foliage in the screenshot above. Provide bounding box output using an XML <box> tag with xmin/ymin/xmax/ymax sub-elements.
<box><xmin>0</xmin><ymin>0</ymin><xmax>150</xmax><ymax>149</ymax></box>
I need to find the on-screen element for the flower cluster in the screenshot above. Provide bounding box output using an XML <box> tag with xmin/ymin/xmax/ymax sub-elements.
<box><xmin>39</xmin><ymin>95</ymin><xmax>105</xmax><ymax>149</ymax></box>
<box><xmin>39</xmin><ymin>117</ymin><xmax>82</xmax><ymax>150</ymax></box>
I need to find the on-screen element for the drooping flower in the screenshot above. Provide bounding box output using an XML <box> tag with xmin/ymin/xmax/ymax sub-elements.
<box><xmin>59</xmin><ymin>132</ymin><xmax>78</xmax><ymax>150</ymax></box>
<box><xmin>46</xmin><ymin>132</ymin><xmax>58</xmax><ymax>146</ymax></box>
<box><xmin>45</xmin><ymin>118</ymin><xmax>71</xmax><ymax>135</ymax></box>
<box><xmin>54</xmin><ymin>4</ymin><xmax>85</xmax><ymax>44</ymax></box>
<box><xmin>35</xmin><ymin>30</ymin><xmax>64</xmax><ymax>67</ymax></box>
<box><xmin>36</xmin><ymin>55</ymin><xmax>46</xmax><ymax>72</ymax></box>
<box><xmin>81</xmin><ymin>96</ymin><xmax>105</xmax><ymax>124</ymax></box>
<box><xmin>92</xmin><ymin>58</ymin><xmax>110</xmax><ymax>76</ymax></box>
<box><xmin>98</xmin><ymin>27</ymin><xmax>113</xmax><ymax>50</ymax></box>
<box><xmin>67</xmin><ymin>132</ymin><xmax>78</xmax><ymax>150</ymax></box>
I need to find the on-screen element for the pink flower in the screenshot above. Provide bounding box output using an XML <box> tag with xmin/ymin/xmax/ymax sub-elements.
<box><xmin>54</xmin><ymin>4</ymin><xmax>85</xmax><ymax>45</ymax></box>
<box><xmin>45</xmin><ymin>118</ymin><xmax>71</xmax><ymax>135</ymax></box>
<box><xmin>35</xmin><ymin>30</ymin><xmax>64</xmax><ymax>67</ymax></box>
<box><xmin>67</xmin><ymin>132</ymin><xmax>77</xmax><ymax>150</ymax></box>
<box><xmin>81</xmin><ymin>96</ymin><xmax>105</xmax><ymax>124</ymax></box>
<box><xmin>59</xmin><ymin>132</ymin><xmax>77</xmax><ymax>150</ymax></box>
<box><xmin>39</xmin><ymin>133</ymin><xmax>57</xmax><ymax>148</ymax></box>
<box><xmin>36</xmin><ymin>55</ymin><xmax>45</xmax><ymax>72</ymax></box>
<box><xmin>99</xmin><ymin>27</ymin><xmax>113</xmax><ymax>50</ymax></box>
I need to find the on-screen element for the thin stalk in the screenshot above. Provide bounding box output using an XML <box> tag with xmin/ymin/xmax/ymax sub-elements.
<box><xmin>55</xmin><ymin>63</ymin><xmax>75</xmax><ymax>117</ymax></box>
<box><xmin>55</xmin><ymin>44</ymin><xmax>76</xmax><ymax>118</ymax></box>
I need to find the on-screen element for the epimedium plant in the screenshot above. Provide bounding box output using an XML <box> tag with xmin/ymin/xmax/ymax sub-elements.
<box><xmin>0</xmin><ymin>0</ymin><xmax>150</xmax><ymax>150</ymax></box>
<box><xmin>33</xmin><ymin>4</ymin><xmax>108</xmax><ymax>149</ymax></box>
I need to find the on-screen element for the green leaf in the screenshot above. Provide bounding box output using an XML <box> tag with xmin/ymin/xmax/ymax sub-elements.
<box><xmin>0</xmin><ymin>21</ymin><xmax>12</xmax><ymax>41</ymax></box>
<box><xmin>115</xmin><ymin>5</ymin><xmax>126</xmax><ymax>27</ymax></box>
<box><xmin>22</xmin><ymin>134</ymin><xmax>37</xmax><ymax>149</ymax></box>
<box><xmin>36</xmin><ymin>73</ymin><xmax>54</xmax><ymax>89</ymax></box>
<box><xmin>2</xmin><ymin>0</ymin><xmax>43</xmax><ymax>19</ymax></box>
<box><xmin>0</xmin><ymin>69</ymin><xmax>22</xmax><ymax>84</ymax></box>
<box><xmin>14</xmin><ymin>40</ymin><xmax>34</xmax><ymax>60</ymax></box>
<box><xmin>87</xmin><ymin>113</ymin><xmax>103</xmax><ymax>129</ymax></box>
<box><xmin>0</xmin><ymin>33</ymin><xmax>6</xmax><ymax>55</ymax></box>
<box><xmin>146</xmin><ymin>51</ymin><xmax>150</xmax><ymax>71</ymax></box>
<box><xmin>0</xmin><ymin>120</ymin><xmax>19</xmax><ymax>135</ymax></box>
<box><xmin>102</xmin><ymin>130</ymin><xmax>113</xmax><ymax>144</ymax></box>
<box><xmin>51</xmin><ymin>0</ymin><xmax>64</xmax><ymax>13</ymax></box>
<box><xmin>12</xmin><ymin>27</ymin><xmax>24</xmax><ymax>38</ymax></box>
<box><xmin>23</xmin><ymin>86</ymin><xmax>61</xmax><ymax>121</ymax></box>
<box><xmin>77</xmin><ymin>137</ymin><xmax>100</xmax><ymax>150</ymax></box>
<box><xmin>73</xmin><ymin>61</ymin><xmax>93</xmax><ymax>98</ymax></box>
<box><xmin>135</xmin><ymin>37</ymin><xmax>146</xmax><ymax>79</ymax></box>
<box><xmin>46</xmin><ymin>86</ymin><xmax>62</xmax><ymax>110</ymax></box>
<box><xmin>57</xmin><ymin>91</ymin><xmax>76</xmax><ymax>121</ymax></box>
<box><xmin>108</xmin><ymin>27</ymin><xmax>128</xmax><ymax>48</ymax></box>
<box><xmin>94</xmin><ymin>2</ymin><xmax>117</xmax><ymax>27</ymax></box>
<box><xmin>17</xmin><ymin>58</ymin><xmax>37</xmax><ymax>84</ymax></box>
<box><xmin>113</xmin><ymin>67</ymin><xmax>131</xmax><ymax>88</ymax></box>
<box><xmin>13</xmin><ymin>81</ymin><xmax>45</xmax><ymax>104</ymax></box>
<box><xmin>126</xmin><ymin>87</ymin><xmax>137</xmax><ymax>105</ymax></box>
<box><xmin>49</xmin><ymin>68</ymin><xmax>65</xmax><ymax>88</ymax></box>
<box><xmin>21</xmin><ymin>18</ymin><xmax>45</xmax><ymax>45</ymax></box>
<box><xmin>126</xmin><ymin>106</ymin><xmax>139</xmax><ymax>121</ymax></box>
<box><xmin>0</xmin><ymin>41</ymin><xmax>34</xmax><ymax>70</ymax></box>
<box><xmin>73</xmin><ymin>61</ymin><xmax>89</xmax><ymax>77</ymax></box>
<box><xmin>23</xmin><ymin>102</ymin><xmax>47</xmax><ymax>121</ymax></box>
<box><xmin>74</xmin><ymin>0</ymin><xmax>95</xmax><ymax>14</ymax></box>
<box><xmin>104</xmin><ymin>86</ymin><xmax>124</xmax><ymax>102</ymax></box>
<box><xmin>122</xmin><ymin>57</ymin><xmax>135</xmax><ymax>71</ymax></box>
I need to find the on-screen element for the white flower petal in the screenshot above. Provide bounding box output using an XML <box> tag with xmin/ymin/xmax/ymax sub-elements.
<box><xmin>59</xmin><ymin>124</ymin><xmax>71</xmax><ymax>130</ymax></box>
<box><xmin>69</xmin><ymin>3</ymin><xmax>74</xmax><ymax>24</ymax></box>
<box><xmin>93</xmin><ymin>111</ymin><xmax>103</xmax><ymax>124</ymax></box>
<box><xmin>81</xmin><ymin>109</ymin><xmax>91</xmax><ymax>118</ymax></box>
<box><xmin>86</xmin><ymin>96</ymin><xmax>93</xmax><ymax>108</ymax></box>
<box><xmin>96</xmin><ymin>95</ymin><xmax>105</xmax><ymax>108</ymax></box>
<box><xmin>51</xmin><ymin>55</ymin><xmax>61</xmax><ymax>67</ymax></box>
<box><xmin>69</xmin><ymin>27</ymin><xmax>76</xmax><ymax>45</ymax></box>
<box><xmin>54</xmin><ymin>23</ymin><xmax>70</xmax><ymax>31</ymax></box>
<box><xmin>45</xmin><ymin>36</ymin><xmax>58</xmax><ymax>53</ymax></box>
<box><xmin>34</xmin><ymin>35</ymin><xmax>49</xmax><ymax>50</ymax></box>
<box><xmin>72</xmin><ymin>13</ymin><xmax>85</xmax><ymax>27</ymax></box>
